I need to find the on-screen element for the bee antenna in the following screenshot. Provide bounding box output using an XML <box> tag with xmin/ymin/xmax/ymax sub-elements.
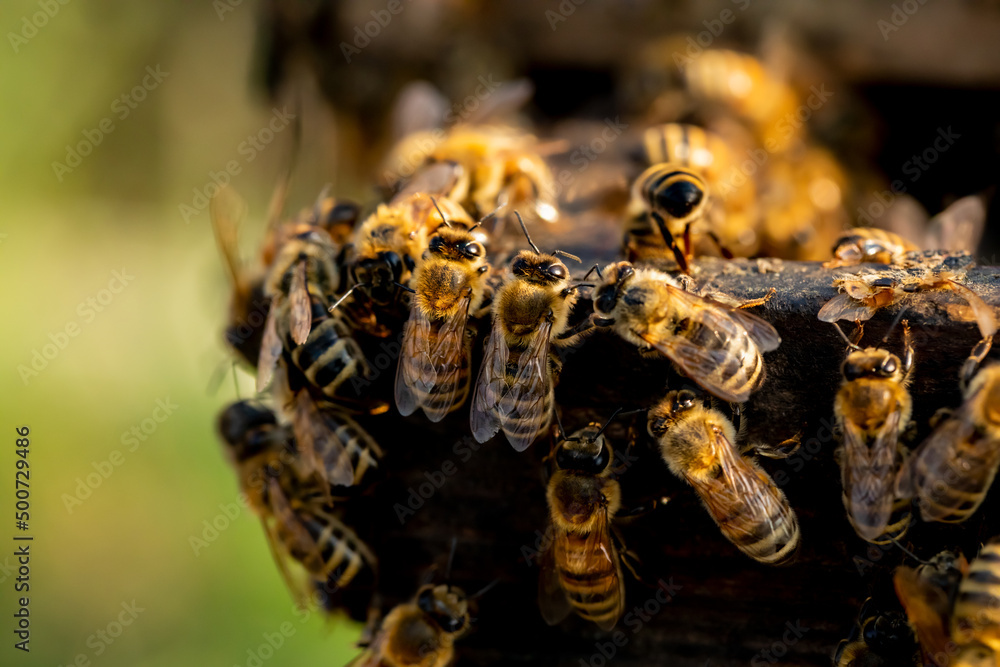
<box><xmin>882</xmin><ymin>306</ymin><xmax>909</xmax><ymax>343</ymax></box>
<box><xmin>553</xmin><ymin>250</ymin><xmax>582</xmax><ymax>264</ymax></box>
<box><xmin>471</xmin><ymin>207</ymin><xmax>500</xmax><ymax>232</ymax></box>
<box><xmin>311</xmin><ymin>184</ymin><xmax>332</xmax><ymax>223</ymax></box>
<box><xmin>515</xmin><ymin>211</ymin><xmax>541</xmax><ymax>254</ymax></box>
<box><xmin>831</xmin><ymin>322</ymin><xmax>863</xmax><ymax>351</ymax></box>
<box><xmin>889</xmin><ymin>535</ymin><xmax>929</xmax><ymax>565</ymax></box>
<box><xmin>231</xmin><ymin>360</ymin><xmax>241</xmax><ymax>400</ymax></box>
<box><xmin>394</xmin><ymin>282</ymin><xmax>416</xmax><ymax>294</ymax></box>
<box><xmin>589</xmin><ymin>408</ymin><xmax>624</xmax><ymax>443</ymax></box>
<box><xmin>430</xmin><ymin>197</ymin><xmax>452</xmax><ymax>228</ymax></box>
<box><xmin>445</xmin><ymin>537</ymin><xmax>458</xmax><ymax>591</ymax></box>
<box><xmin>582</xmin><ymin>264</ymin><xmax>604</xmax><ymax>281</ymax></box>
<box><xmin>329</xmin><ymin>282</ymin><xmax>368</xmax><ymax>312</ymax></box>
<box><xmin>471</xmin><ymin>578</ymin><xmax>500</xmax><ymax>600</ymax></box>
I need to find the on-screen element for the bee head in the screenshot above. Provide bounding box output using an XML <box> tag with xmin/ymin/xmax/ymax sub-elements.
<box><xmin>314</xmin><ymin>200</ymin><xmax>360</xmax><ymax>234</ymax></box>
<box><xmin>593</xmin><ymin>262</ymin><xmax>635</xmax><ymax>321</ymax></box>
<box><xmin>353</xmin><ymin>250</ymin><xmax>407</xmax><ymax>305</ymax></box>
<box><xmin>511</xmin><ymin>250</ymin><xmax>568</xmax><ymax>284</ymax></box>
<box><xmin>861</xmin><ymin>612</ymin><xmax>912</xmax><ymax>654</ymax></box>
<box><xmin>217</xmin><ymin>400</ymin><xmax>278</xmax><ymax>462</ymax></box>
<box><xmin>842</xmin><ymin>349</ymin><xmax>900</xmax><ymax>382</ymax></box>
<box><xmin>647</xmin><ymin>390</ymin><xmax>700</xmax><ymax>438</ymax></box>
<box><xmin>429</xmin><ymin>227</ymin><xmax>486</xmax><ymax>262</ymax></box>
<box><xmin>655</xmin><ymin>178</ymin><xmax>705</xmax><ymax>220</ymax></box>
<box><xmin>555</xmin><ymin>429</ymin><xmax>612</xmax><ymax>474</ymax></box>
<box><xmin>417</xmin><ymin>584</ymin><xmax>469</xmax><ymax>635</ymax></box>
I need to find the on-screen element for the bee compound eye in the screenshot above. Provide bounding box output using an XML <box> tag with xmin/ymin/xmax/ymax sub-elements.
<box><xmin>657</xmin><ymin>180</ymin><xmax>704</xmax><ymax>219</ymax></box>
<box><xmin>548</xmin><ymin>263</ymin><xmax>567</xmax><ymax>279</ymax></box>
<box><xmin>675</xmin><ymin>390</ymin><xmax>697</xmax><ymax>410</ymax></box>
<box><xmin>881</xmin><ymin>357</ymin><xmax>898</xmax><ymax>375</ymax></box>
<box><xmin>465</xmin><ymin>242</ymin><xmax>483</xmax><ymax>257</ymax></box>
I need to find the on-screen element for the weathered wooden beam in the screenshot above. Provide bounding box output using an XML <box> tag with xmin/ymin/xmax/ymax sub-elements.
<box><xmin>335</xmin><ymin>256</ymin><xmax>1000</xmax><ymax>666</ymax></box>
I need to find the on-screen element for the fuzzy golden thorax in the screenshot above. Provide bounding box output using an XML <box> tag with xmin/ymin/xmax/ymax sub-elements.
<box><xmin>494</xmin><ymin>250</ymin><xmax>575</xmax><ymax>341</ymax></box>
<box><xmin>411</xmin><ymin>227</ymin><xmax>489</xmax><ymax>319</ymax></box>
<box><xmin>649</xmin><ymin>393</ymin><xmax>736</xmax><ymax>482</ymax></box>
<box><xmin>836</xmin><ymin>348</ymin><xmax>912</xmax><ymax>434</ymax></box>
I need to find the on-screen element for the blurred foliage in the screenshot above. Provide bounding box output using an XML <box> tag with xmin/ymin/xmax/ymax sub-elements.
<box><xmin>0</xmin><ymin>1</ymin><xmax>362</xmax><ymax>665</ymax></box>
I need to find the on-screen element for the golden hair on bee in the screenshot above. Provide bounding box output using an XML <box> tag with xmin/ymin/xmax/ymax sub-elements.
<box><xmin>592</xmin><ymin>261</ymin><xmax>780</xmax><ymax>404</ymax></box>
<box><xmin>648</xmin><ymin>389</ymin><xmax>800</xmax><ymax>565</ymax></box>
<box><xmin>470</xmin><ymin>212</ymin><xmax>584</xmax><ymax>451</ymax></box>
<box><xmin>395</xmin><ymin>204</ymin><xmax>492</xmax><ymax>422</ymax></box>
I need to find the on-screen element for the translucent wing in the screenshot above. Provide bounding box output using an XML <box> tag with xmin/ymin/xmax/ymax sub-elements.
<box><xmin>568</xmin><ymin>505</ymin><xmax>624</xmax><ymax>631</ymax></box>
<box><xmin>948</xmin><ymin>279</ymin><xmax>999</xmax><ymax>338</ymax></box>
<box><xmin>842</xmin><ymin>409</ymin><xmax>901</xmax><ymax>542</ymax></box>
<box><xmin>893</xmin><ymin>565</ymin><xmax>951</xmax><ymax>662</ymax></box>
<box><xmin>209</xmin><ymin>186</ymin><xmax>248</xmax><ymax>289</ymax></box>
<box><xmin>926</xmin><ymin>194</ymin><xmax>986</xmax><ymax>254</ymax></box>
<box><xmin>726</xmin><ymin>307</ymin><xmax>781</xmax><ymax>352</ymax></box>
<box><xmin>537</xmin><ymin>526</ymin><xmax>573</xmax><ymax>627</ymax></box>
<box><xmin>289</xmin><ymin>261</ymin><xmax>311</xmax><ymax>346</ymax></box>
<box><xmin>395</xmin><ymin>293</ymin><xmax>472</xmax><ymax>422</ymax></box>
<box><xmin>256</xmin><ymin>303</ymin><xmax>283</xmax><ymax>391</ymax></box>
<box><xmin>293</xmin><ymin>391</ymin><xmax>355</xmax><ymax>489</ymax></box>
<box><xmin>503</xmin><ymin>318</ymin><xmax>554</xmax><ymax>452</ymax></box>
<box><xmin>817</xmin><ymin>294</ymin><xmax>878</xmax><ymax>323</ymax></box>
<box><xmin>689</xmin><ymin>426</ymin><xmax>794</xmax><ymax>562</ymax></box>
<box><xmin>392</xmin><ymin>161</ymin><xmax>464</xmax><ymax>202</ymax></box>
<box><xmin>263</xmin><ymin>478</ymin><xmax>316</xmax><ymax>608</ymax></box>
<box><xmin>470</xmin><ymin>319</ymin><xmax>508</xmax><ymax>443</ymax></box>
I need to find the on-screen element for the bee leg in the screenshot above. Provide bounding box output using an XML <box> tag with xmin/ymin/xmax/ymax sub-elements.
<box><xmin>705</xmin><ymin>231</ymin><xmax>735</xmax><ymax>259</ymax></box>
<box><xmin>901</xmin><ymin>320</ymin><xmax>915</xmax><ymax>383</ymax></box>
<box><xmin>961</xmin><ymin>335</ymin><xmax>993</xmax><ymax>391</ymax></box>
<box><xmin>752</xmin><ymin>433</ymin><xmax>802</xmax><ymax>459</ymax></box>
<box><xmin>651</xmin><ymin>211</ymin><xmax>690</xmax><ymax>273</ymax></box>
<box><xmin>617</xmin><ymin>496</ymin><xmax>670</xmax><ymax>519</ymax></box>
<box><xmin>929</xmin><ymin>406</ymin><xmax>955</xmax><ymax>430</ymax></box>
<box><xmin>357</xmin><ymin>595</ymin><xmax>384</xmax><ymax>648</ymax></box>
<box><xmin>737</xmin><ymin>287</ymin><xmax>777</xmax><ymax>310</ymax></box>
<box><xmin>581</xmin><ymin>263</ymin><xmax>604</xmax><ymax>281</ymax></box>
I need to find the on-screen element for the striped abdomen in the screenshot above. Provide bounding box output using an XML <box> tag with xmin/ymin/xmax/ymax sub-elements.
<box><xmin>555</xmin><ymin>530</ymin><xmax>623</xmax><ymax>628</ymax></box>
<box><xmin>291</xmin><ymin>504</ymin><xmax>377</xmax><ymax>591</ymax></box>
<box><xmin>281</xmin><ymin>293</ymin><xmax>369</xmax><ymax>399</ymax></box>
<box><xmin>401</xmin><ymin>319</ymin><xmax>473</xmax><ymax>419</ymax></box>
<box><xmin>910</xmin><ymin>430</ymin><xmax>1000</xmax><ymax>524</ymax></box>
<box><xmin>844</xmin><ymin>491</ymin><xmax>911</xmax><ymax>546</ymax></box>
<box><xmin>675</xmin><ymin>315</ymin><xmax>765</xmax><ymax>399</ymax></box>
<box><xmin>315</xmin><ymin>411</ymin><xmax>384</xmax><ymax>487</ymax></box>
<box><xmin>952</xmin><ymin>539</ymin><xmax>1000</xmax><ymax>658</ymax></box>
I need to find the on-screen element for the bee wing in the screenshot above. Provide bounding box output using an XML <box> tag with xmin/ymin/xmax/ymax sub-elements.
<box><xmin>842</xmin><ymin>410</ymin><xmax>901</xmax><ymax>541</ymax></box>
<box><xmin>576</xmin><ymin>505</ymin><xmax>624</xmax><ymax>631</ymax></box>
<box><xmin>392</xmin><ymin>161</ymin><xmax>464</xmax><ymax>202</ymax></box>
<box><xmin>503</xmin><ymin>318</ymin><xmax>555</xmax><ymax>452</ymax></box>
<box><xmin>947</xmin><ymin>279</ymin><xmax>999</xmax><ymax>338</ymax></box>
<box><xmin>893</xmin><ymin>565</ymin><xmax>952</xmax><ymax>662</ymax></box>
<box><xmin>726</xmin><ymin>308</ymin><xmax>781</xmax><ymax>352</ymax></box>
<box><xmin>262</xmin><ymin>479</ymin><xmax>317</xmax><ymax>608</ymax></box>
<box><xmin>395</xmin><ymin>293</ymin><xmax>472</xmax><ymax>422</ymax></box>
<box><xmin>288</xmin><ymin>261</ymin><xmax>311</xmax><ymax>346</ymax></box>
<box><xmin>209</xmin><ymin>186</ymin><xmax>248</xmax><ymax>290</ymax></box>
<box><xmin>691</xmin><ymin>427</ymin><xmax>794</xmax><ymax>562</ymax></box>
<box><xmin>925</xmin><ymin>194</ymin><xmax>986</xmax><ymax>254</ymax></box>
<box><xmin>897</xmin><ymin>403</ymin><xmax>978</xmax><ymax>500</ymax></box>
<box><xmin>293</xmin><ymin>392</ymin><xmax>355</xmax><ymax>489</ymax></box>
<box><xmin>470</xmin><ymin>320</ymin><xmax>509</xmax><ymax>443</ymax></box>
<box><xmin>817</xmin><ymin>294</ymin><xmax>877</xmax><ymax>323</ymax></box>
<box><xmin>256</xmin><ymin>303</ymin><xmax>282</xmax><ymax>391</ymax></box>
<box><xmin>537</xmin><ymin>526</ymin><xmax>573</xmax><ymax>627</ymax></box>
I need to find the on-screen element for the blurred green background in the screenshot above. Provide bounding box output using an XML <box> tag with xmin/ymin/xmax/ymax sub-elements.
<box><xmin>0</xmin><ymin>2</ymin><xmax>363</xmax><ymax>665</ymax></box>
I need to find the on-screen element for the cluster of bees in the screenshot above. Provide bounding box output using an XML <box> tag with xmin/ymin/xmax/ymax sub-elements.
<box><xmin>209</xmin><ymin>44</ymin><xmax>1000</xmax><ymax>665</ymax></box>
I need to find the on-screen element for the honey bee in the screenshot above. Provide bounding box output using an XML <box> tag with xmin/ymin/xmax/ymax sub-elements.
<box><xmin>591</xmin><ymin>261</ymin><xmax>780</xmax><ymax>404</ymax></box>
<box><xmin>897</xmin><ymin>358</ymin><xmax>1000</xmax><ymax>524</ymax></box>
<box><xmin>470</xmin><ymin>214</ymin><xmax>586</xmax><ymax>451</ymax></box>
<box><xmin>340</xmin><ymin>166</ymin><xmax>474</xmax><ymax>334</ymax></box>
<box><xmin>833</xmin><ymin>591</ymin><xmax>918</xmax><ymax>667</ymax></box>
<box><xmin>893</xmin><ymin>544</ymin><xmax>1000</xmax><ymax>667</ymax></box>
<box><xmin>818</xmin><ymin>269</ymin><xmax>999</xmax><ymax>341</ymax></box>
<box><xmin>628</xmin><ymin>163</ymin><xmax>710</xmax><ymax>272</ymax></box>
<box><xmin>349</xmin><ymin>583</ymin><xmax>472</xmax><ymax>667</ymax></box>
<box><xmin>833</xmin><ymin>324</ymin><xmax>914</xmax><ymax>544</ymax></box>
<box><xmin>638</xmin><ymin>123</ymin><xmax>760</xmax><ymax>258</ymax></box>
<box><xmin>383</xmin><ymin>124</ymin><xmax>559</xmax><ymax>230</ymax></box>
<box><xmin>395</xmin><ymin>212</ymin><xmax>492</xmax><ymax>422</ymax></box>
<box><xmin>538</xmin><ymin>418</ymin><xmax>628</xmax><ymax>630</ymax></box>
<box><xmin>217</xmin><ymin>400</ymin><xmax>379</xmax><ymax>607</ymax></box>
<box><xmin>648</xmin><ymin>389</ymin><xmax>800</xmax><ymax>564</ymax></box>
<box><xmin>823</xmin><ymin>228</ymin><xmax>920</xmax><ymax>269</ymax></box>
